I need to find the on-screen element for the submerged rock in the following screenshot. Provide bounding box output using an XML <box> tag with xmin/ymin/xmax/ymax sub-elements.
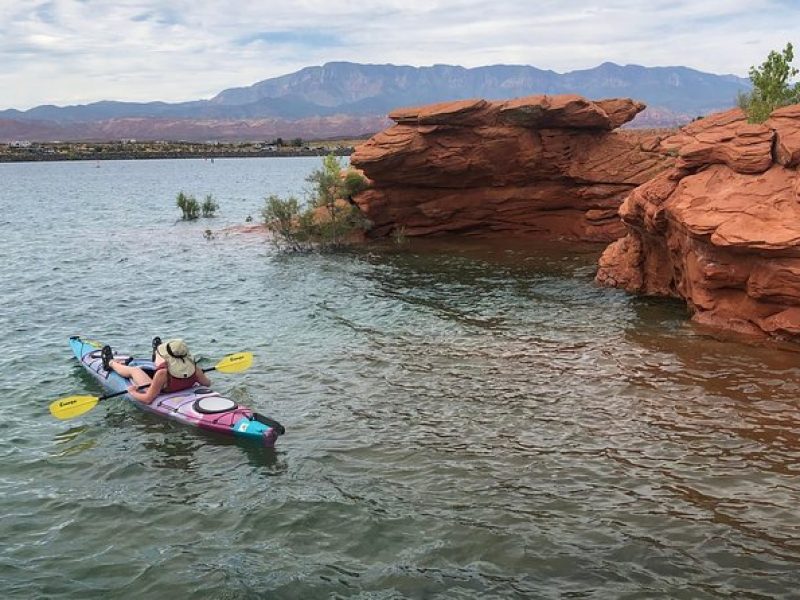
<box><xmin>597</xmin><ymin>106</ymin><xmax>800</xmax><ymax>340</ymax></box>
<box><xmin>350</xmin><ymin>95</ymin><xmax>672</xmax><ymax>240</ymax></box>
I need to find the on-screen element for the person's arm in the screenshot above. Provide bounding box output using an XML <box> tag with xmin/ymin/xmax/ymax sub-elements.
<box><xmin>195</xmin><ymin>367</ymin><xmax>211</xmax><ymax>387</ymax></box>
<box><xmin>128</xmin><ymin>370</ymin><xmax>166</xmax><ymax>404</ymax></box>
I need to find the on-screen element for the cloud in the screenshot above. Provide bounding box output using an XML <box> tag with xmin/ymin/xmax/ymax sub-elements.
<box><xmin>0</xmin><ymin>0</ymin><xmax>798</xmax><ymax>109</ymax></box>
<box><xmin>236</xmin><ymin>30</ymin><xmax>344</xmax><ymax>48</ymax></box>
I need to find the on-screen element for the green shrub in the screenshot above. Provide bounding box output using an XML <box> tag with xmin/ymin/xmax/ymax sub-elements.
<box><xmin>261</xmin><ymin>194</ymin><xmax>311</xmax><ymax>251</ymax></box>
<box><xmin>342</xmin><ymin>169</ymin><xmax>369</xmax><ymax>198</ymax></box>
<box><xmin>262</xmin><ymin>154</ymin><xmax>371</xmax><ymax>251</ymax></box>
<box><xmin>176</xmin><ymin>191</ymin><xmax>200</xmax><ymax>220</ymax></box>
<box><xmin>738</xmin><ymin>42</ymin><xmax>800</xmax><ymax>123</ymax></box>
<box><xmin>176</xmin><ymin>191</ymin><xmax>219</xmax><ymax>219</ymax></box>
<box><xmin>201</xmin><ymin>194</ymin><xmax>219</xmax><ymax>217</ymax></box>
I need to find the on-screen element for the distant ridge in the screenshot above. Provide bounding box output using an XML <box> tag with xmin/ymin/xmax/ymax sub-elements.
<box><xmin>0</xmin><ymin>61</ymin><xmax>751</xmax><ymax>141</ymax></box>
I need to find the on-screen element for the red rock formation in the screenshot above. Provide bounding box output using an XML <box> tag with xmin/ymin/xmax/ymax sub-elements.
<box><xmin>597</xmin><ymin>106</ymin><xmax>800</xmax><ymax>340</ymax></box>
<box><xmin>350</xmin><ymin>95</ymin><xmax>672</xmax><ymax>240</ymax></box>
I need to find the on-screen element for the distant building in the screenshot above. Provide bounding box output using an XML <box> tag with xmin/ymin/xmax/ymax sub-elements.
<box><xmin>10</xmin><ymin>140</ymin><xmax>32</xmax><ymax>148</ymax></box>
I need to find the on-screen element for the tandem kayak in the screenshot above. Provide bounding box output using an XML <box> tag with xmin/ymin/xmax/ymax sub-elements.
<box><xmin>69</xmin><ymin>336</ymin><xmax>283</xmax><ymax>447</ymax></box>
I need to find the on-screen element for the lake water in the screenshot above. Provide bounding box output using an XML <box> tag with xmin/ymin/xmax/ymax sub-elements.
<box><xmin>1</xmin><ymin>157</ymin><xmax>799</xmax><ymax>599</ymax></box>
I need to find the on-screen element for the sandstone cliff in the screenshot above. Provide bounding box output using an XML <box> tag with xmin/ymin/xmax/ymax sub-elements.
<box><xmin>596</xmin><ymin>105</ymin><xmax>800</xmax><ymax>340</ymax></box>
<box><xmin>350</xmin><ymin>95</ymin><xmax>672</xmax><ymax>240</ymax></box>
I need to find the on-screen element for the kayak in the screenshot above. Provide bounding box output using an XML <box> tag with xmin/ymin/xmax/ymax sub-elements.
<box><xmin>69</xmin><ymin>336</ymin><xmax>282</xmax><ymax>447</ymax></box>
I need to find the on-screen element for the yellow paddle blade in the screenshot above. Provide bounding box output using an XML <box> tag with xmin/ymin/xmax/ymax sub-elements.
<box><xmin>215</xmin><ymin>352</ymin><xmax>253</xmax><ymax>373</ymax></box>
<box><xmin>49</xmin><ymin>395</ymin><xmax>99</xmax><ymax>420</ymax></box>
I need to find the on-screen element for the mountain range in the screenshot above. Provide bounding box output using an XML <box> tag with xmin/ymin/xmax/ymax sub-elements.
<box><xmin>0</xmin><ymin>61</ymin><xmax>751</xmax><ymax>142</ymax></box>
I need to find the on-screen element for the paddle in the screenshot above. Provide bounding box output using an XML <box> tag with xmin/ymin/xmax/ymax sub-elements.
<box><xmin>50</xmin><ymin>351</ymin><xmax>254</xmax><ymax>420</ymax></box>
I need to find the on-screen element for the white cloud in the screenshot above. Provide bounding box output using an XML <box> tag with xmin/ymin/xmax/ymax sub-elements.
<box><xmin>0</xmin><ymin>0</ymin><xmax>797</xmax><ymax>109</ymax></box>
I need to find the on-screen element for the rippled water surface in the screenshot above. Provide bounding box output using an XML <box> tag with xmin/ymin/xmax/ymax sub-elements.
<box><xmin>1</xmin><ymin>158</ymin><xmax>799</xmax><ymax>599</ymax></box>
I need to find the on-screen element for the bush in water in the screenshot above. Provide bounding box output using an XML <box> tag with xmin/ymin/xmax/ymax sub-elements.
<box><xmin>176</xmin><ymin>191</ymin><xmax>200</xmax><ymax>220</ymax></box>
<box><xmin>201</xmin><ymin>194</ymin><xmax>219</xmax><ymax>217</ymax></box>
<box><xmin>262</xmin><ymin>155</ymin><xmax>371</xmax><ymax>251</ymax></box>
<box><xmin>176</xmin><ymin>192</ymin><xmax>218</xmax><ymax>220</ymax></box>
<box><xmin>261</xmin><ymin>195</ymin><xmax>312</xmax><ymax>252</ymax></box>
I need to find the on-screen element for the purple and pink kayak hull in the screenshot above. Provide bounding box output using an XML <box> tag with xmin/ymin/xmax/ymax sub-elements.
<box><xmin>69</xmin><ymin>336</ymin><xmax>281</xmax><ymax>447</ymax></box>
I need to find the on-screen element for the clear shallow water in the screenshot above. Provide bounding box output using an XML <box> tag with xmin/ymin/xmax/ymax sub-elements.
<box><xmin>1</xmin><ymin>158</ymin><xmax>799</xmax><ymax>599</ymax></box>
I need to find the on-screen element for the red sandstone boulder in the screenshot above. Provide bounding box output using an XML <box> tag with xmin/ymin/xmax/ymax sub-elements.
<box><xmin>389</xmin><ymin>99</ymin><xmax>496</xmax><ymax>127</ymax></box>
<box><xmin>597</xmin><ymin>103</ymin><xmax>800</xmax><ymax>341</ymax></box>
<box><xmin>498</xmin><ymin>95</ymin><xmax>645</xmax><ymax>129</ymax></box>
<box><xmin>767</xmin><ymin>104</ymin><xmax>800</xmax><ymax>167</ymax></box>
<box><xmin>351</xmin><ymin>95</ymin><xmax>672</xmax><ymax>240</ymax></box>
<box><xmin>661</xmin><ymin>109</ymin><xmax>774</xmax><ymax>174</ymax></box>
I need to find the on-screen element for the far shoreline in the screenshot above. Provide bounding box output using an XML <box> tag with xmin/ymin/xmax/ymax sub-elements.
<box><xmin>0</xmin><ymin>139</ymin><xmax>359</xmax><ymax>164</ymax></box>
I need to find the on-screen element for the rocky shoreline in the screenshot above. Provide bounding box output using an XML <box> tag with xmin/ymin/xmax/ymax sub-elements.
<box><xmin>597</xmin><ymin>105</ymin><xmax>800</xmax><ymax>341</ymax></box>
<box><xmin>349</xmin><ymin>95</ymin><xmax>800</xmax><ymax>342</ymax></box>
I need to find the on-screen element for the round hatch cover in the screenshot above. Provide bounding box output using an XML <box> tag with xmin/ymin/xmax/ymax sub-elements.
<box><xmin>193</xmin><ymin>396</ymin><xmax>237</xmax><ymax>414</ymax></box>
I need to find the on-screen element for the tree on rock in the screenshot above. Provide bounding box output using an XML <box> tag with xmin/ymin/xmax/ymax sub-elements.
<box><xmin>738</xmin><ymin>42</ymin><xmax>800</xmax><ymax>122</ymax></box>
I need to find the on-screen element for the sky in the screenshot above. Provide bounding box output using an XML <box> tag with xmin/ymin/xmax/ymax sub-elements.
<box><xmin>1</xmin><ymin>0</ymin><xmax>799</xmax><ymax>110</ymax></box>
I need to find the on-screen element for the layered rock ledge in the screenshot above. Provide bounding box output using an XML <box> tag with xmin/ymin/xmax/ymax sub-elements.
<box><xmin>350</xmin><ymin>95</ymin><xmax>672</xmax><ymax>240</ymax></box>
<box><xmin>596</xmin><ymin>105</ymin><xmax>800</xmax><ymax>340</ymax></box>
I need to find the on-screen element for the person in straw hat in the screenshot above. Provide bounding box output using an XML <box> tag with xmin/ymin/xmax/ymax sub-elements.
<box><xmin>104</xmin><ymin>339</ymin><xmax>211</xmax><ymax>404</ymax></box>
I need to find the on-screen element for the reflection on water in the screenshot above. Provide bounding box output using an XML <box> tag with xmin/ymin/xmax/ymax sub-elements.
<box><xmin>51</xmin><ymin>425</ymin><xmax>97</xmax><ymax>457</ymax></box>
<box><xmin>1</xmin><ymin>159</ymin><xmax>799</xmax><ymax>598</ymax></box>
<box><xmin>145</xmin><ymin>434</ymin><xmax>202</xmax><ymax>473</ymax></box>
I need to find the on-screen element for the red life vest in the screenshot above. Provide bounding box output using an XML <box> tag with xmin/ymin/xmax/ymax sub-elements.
<box><xmin>156</xmin><ymin>362</ymin><xmax>200</xmax><ymax>393</ymax></box>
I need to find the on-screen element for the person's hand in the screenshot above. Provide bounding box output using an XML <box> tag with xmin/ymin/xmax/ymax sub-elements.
<box><xmin>127</xmin><ymin>384</ymin><xmax>139</xmax><ymax>394</ymax></box>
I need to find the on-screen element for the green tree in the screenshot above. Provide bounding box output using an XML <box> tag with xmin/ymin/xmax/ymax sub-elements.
<box><xmin>305</xmin><ymin>154</ymin><xmax>356</xmax><ymax>247</ymax></box>
<box><xmin>262</xmin><ymin>154</ymin><xmax>370</xmax><ymax>252</ymax></box>
<box><xmin>738</xmin><ymin>42</ymin><xmax>800</xmax><ymax>122</ymax></box>
<box><xmin>307</xmin><ymin>154</ymin><xmax>342</xmax><ymax>208</ymax></box>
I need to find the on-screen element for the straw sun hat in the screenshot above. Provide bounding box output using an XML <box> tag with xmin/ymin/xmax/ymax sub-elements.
<box><xmin>156</xmin><ymin>339</ymin><xmax>195</xmax><ymax>379</ymax></box>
